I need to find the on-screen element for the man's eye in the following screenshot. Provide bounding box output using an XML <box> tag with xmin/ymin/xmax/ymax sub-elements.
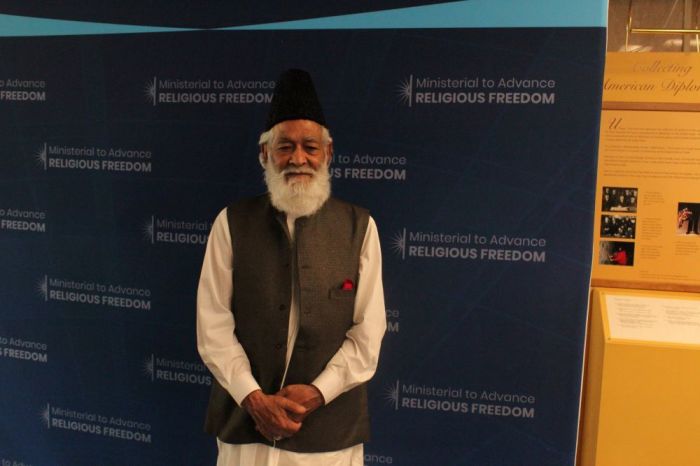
<box><xmin>305</xmin><ymin>146</ymin><xmax>319</xmax><ymax>153</ymax></box>
<box><xmin>278</xmin><ymin>145</ymin><xmax>293</xmax><ymax>152</ymax></box>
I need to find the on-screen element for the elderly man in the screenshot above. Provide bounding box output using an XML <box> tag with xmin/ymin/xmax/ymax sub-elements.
<box><xmin>197</xmin><ymin>69</ymin><xmax>386</xmax><ymax>466</ymax></box>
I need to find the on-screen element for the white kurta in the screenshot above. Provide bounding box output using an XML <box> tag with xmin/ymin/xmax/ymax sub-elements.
<box><xmin>197</xmin><ymin>207</ymin><xmax>386</xmax><ymax>466</ymax></box>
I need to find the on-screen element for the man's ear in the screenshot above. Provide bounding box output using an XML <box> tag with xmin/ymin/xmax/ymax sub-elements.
<box><xmin>325</xmin><ymin>141</ymin><xmax>334</xmax><ymax>165</ymax></box>
<box><xmin>259</xmin><ymin>145</ymin><xmax>268</xmax><ymax>168</ymax></box>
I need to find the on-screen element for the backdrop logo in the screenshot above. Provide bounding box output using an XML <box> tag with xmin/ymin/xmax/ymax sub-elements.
<box><xmin>41</xmin><ymin>403</ymin><xmax>152</xmax><ymax>443</ymax></box>
<box><xmin>143</xmin><ymin>354</ymin><xmax>154</xmax><ymax>379</ymax></box>
<box><xmin>384</xmin><ymin>380</ymin><xmax>536</xmax><ymax>418</ymax></box>
<box><xmin>32</xmin><ymin>142</ymin><xmax>152</xmax><ymax>174</ymax></box>
<box><xmin>41</xmin><ymin>404</ymin><xmax>51</xmax><ymax>428</ymax></box>
<box><xmin>384</xmin><ymin>380</ymin><xmax>400</xmax><ymax>410</ymax></box>
<box><xmin>330</xmin><ymin>152</ymin><xmax>407</xmax><ymax>182</ymax></box>
<box><xmin>0</xmin><ymin>78</ymin><xmax>47</xmax><ymax>102</ymax></box>
<box><xmin>145</xmin><ymin>77</ymin><xmax>157</xmax><ymax>106</ymax></box>
<box><xmin>0</xmin><ymin>335</ymin><xmax>48</xmax><ymax>363</ymax></box>
<box><xmin>397</xmin><ymin>74</ymin><xmax>557</xmax><ymax>106</ymax></box>
<box><xmin>142</xmin><ymin>353</ymin><xmax>211</xmax><ymax>386</ymax></box>
<box><xmin>37</xmin><ymin>276</ymin><xmax>48</xmax><ymax>301</ymax></box>
<box><xmin>391</xmin><ymin>229</ymin><xmax>407</xmax><ymax>260</ymax></box>
<box><xmin>0</xmin><ymin>207</ymin><xmax>46</xmax><ymax>234</ymax></box>
<box><xmin>143</xmin><ymin>215</ymin><xmax>211</xmax><ymax>246</ymax></box>
<box><xmin>391</xmin><ymin>228</ymin><xmax>547</xmax><ymax>263</ymax></box>
<box><xmin>397</xmin><ymin>76</ymin><xmax>414</xmax><ymax>107</ymax></box>
<box><xmin>36</xmin><ymin>143</ymin><xmax>47</xmax><ymax>169</ymax></box>
<box><xmin>146</xmin><ymin>76</ymin><xmax>274</xmax><ymax>106</ymax></box>
<box><xmin>37</xmin><ymin>275</ymin><xmax>152</xmax><ymax>311</ymax></box>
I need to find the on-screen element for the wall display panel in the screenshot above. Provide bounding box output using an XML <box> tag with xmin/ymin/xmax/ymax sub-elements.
<box><xmin>593</xmin><ymin>53</ymin><xmax>700</xmax><ymax>291</ymax></box>
<box><xmin>593</xmin><ymin>110</ymin><xmax>700</xmax><ymax>291</ymax></box>
<box><xmin>0</xmin><ymin>2</ymin><xmax>606</xmax><ymax>464</ymax></box>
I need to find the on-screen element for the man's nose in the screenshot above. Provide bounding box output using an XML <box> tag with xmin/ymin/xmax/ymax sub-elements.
<box><xmin>290</xmin><ymin>146</ymin><xmax>306</xmax><ymax>165</ymax></box>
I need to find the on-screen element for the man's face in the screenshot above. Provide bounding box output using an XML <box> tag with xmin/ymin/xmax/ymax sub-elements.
<box><xmin>261</xmin><ymin>119</ymin><xmax>331</xmax><ymax>185</ymax></box>
<box><xmin>261</xmin><ymin>119</ymin><xmax>333</xmax><ymax>218</ymax></box>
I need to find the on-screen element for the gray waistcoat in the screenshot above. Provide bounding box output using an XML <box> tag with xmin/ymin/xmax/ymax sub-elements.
<box><xmin>204</xmin><ymin>194</ymin><xmax>371</xmax><ymax>453</ymax></box>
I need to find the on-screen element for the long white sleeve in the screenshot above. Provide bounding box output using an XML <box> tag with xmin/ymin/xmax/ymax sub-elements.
<box><xmin>311</xmin><ymin>217</ymin><xmax>387</xmax><ymax>404</ymax></box>
<box><xmin>196</xmin><ymin>209</ymin><xmax>261</xmax><ymax>405</ymax></box>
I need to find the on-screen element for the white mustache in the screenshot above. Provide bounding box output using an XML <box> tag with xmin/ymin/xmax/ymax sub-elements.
<box><xmin>283</xmin><ymin>167</ymin><xmax>315</xmax><ymax>176</ymax></box>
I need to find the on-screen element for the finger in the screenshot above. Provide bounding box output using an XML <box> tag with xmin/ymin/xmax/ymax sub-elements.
<box><xmin>277</xmin><ymin>397</ymin><xmax>307</xmax><ymax>415</ymax></box>
<box><xmin>270</xmin><ymin>415</ymin><xmax>302</xmax><ymax>437</ymax></box>
<box><xmin>287</xmin><ymin>411</ymin><xmax>306</xmax><ymax>423</ymax></box>
<box><xmin>274</xmin><ymin>415</ymin><xmax>302</xmax><ymax>432</ymax></box>
<box><xmin>254</xmin><ymin>408</ymin><xmax>300</xmax><ymax>436</ymax></box>
<box><xmin>252</xmin><ymin>413</ymin><xmax>286</xmax><ymax>439</ymax></box>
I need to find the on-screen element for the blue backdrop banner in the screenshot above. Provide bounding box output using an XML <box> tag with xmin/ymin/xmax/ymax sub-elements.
<box><xmin>0</xmin><ymin>2</ymin><xmax>606</xmax><ymax>465</ymax></box>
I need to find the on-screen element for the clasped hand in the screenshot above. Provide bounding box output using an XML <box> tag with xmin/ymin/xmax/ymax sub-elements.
<box><xmin>241</xmin><ymin>384</ymin><xmax>324</xmax><ymax>442</ymax></box>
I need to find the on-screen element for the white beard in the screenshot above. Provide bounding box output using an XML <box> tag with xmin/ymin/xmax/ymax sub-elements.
<box><xmin>264</xmin><ymin>157</ymin><xmax>331</xmax><ymax>218</ymax></box>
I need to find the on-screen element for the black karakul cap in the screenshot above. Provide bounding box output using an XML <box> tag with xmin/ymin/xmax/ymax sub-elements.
<box><xmin>265</xmin><ymin>69</ymin><xmax>326</xmax><ymax>130</ymax></box>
